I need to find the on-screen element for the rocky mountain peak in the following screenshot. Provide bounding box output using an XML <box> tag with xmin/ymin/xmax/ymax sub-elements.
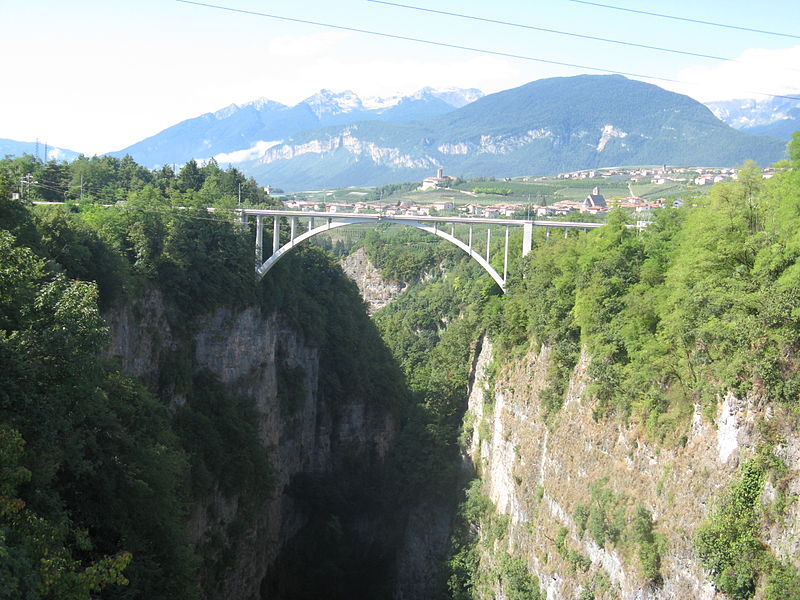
<box><xmin>302</xmin><ymin>89</ymin><xmax>364</xmax><ymax>117</ymax></box>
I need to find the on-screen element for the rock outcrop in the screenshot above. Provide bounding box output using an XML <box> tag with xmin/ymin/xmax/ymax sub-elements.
<box><xmin>104</xmin><ymin>290</ymin><xmax>396</xmax><ymax>599</ymax></box>
<box><xmin>464</xmin><ymin>337</ymin><xmax>799</xmax><ymax>599</ymax></box>
<box><xmin>341</xmin><ymin>247</ymin><xmax>407</xmax><ymax>314</ymax></box>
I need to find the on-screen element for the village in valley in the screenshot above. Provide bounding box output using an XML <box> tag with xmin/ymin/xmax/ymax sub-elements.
<box><xmin>277</xmin><ymin>163</ymin><xmax>776</xmax><ymax>220</ymax></box>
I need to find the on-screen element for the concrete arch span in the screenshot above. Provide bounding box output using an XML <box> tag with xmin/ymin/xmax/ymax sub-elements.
<box><xmin>255</xmin><ymin>216</ymin><xmax>507</xmax><ymax>292</ymax></box>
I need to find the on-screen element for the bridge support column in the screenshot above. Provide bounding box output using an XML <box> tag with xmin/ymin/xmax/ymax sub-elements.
<box><xmin>290</xmin><ymin>217</ymin><xmax>297</xmax><ymax>242</ymax></box>
<box><xmin>522</xmin><ymin>222</ymin><xmax>533</xmax><ymax>256</ymax></box>
<box><xmin>486</xmin><ymin>227</ymin><xmax>491</xmax><ymax>263</ymax></box>
<box><xmin>503</xmin><ymin>226</ymin><xmax>509</xmax><ymax>284</ymax></box>
<box><xmin>468</xmin><ymin>225</ymin><xmax>473</xmax><ymax>251</ymax></box>
<box><xmin>308</xmin><ymin>218</ymin><xmax>314</xmax><ymax>232</ymax></box>
<box><xmin>255</xmin><ymin>215</ymin><xmax>263</xmax><ymax>264</ymax></box>
<box><xmin>546</xmin><ymin>227</ymin><xmax>551</xmax><ymax>240</ymax></box>
<box><xmin>273</xmin><ymin>215</ymin><xmax>280</xmax><ymax>254</ymax></box>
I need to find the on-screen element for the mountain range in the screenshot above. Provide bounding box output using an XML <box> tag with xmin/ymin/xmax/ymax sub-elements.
<box><xmin>707</xmin><ymin>96</ymin><xmax>800</xmax><ymax>140</ymax></box>
<box><xmin>109</xmin><ymin>87</ymin><xmax>483</xmax><ymax>168</ymax></box>
<box><xmin>0</xmin><ymin>139</ymin><xmax>80</xmax><ymax>163</ymax></box>
<box><xmin>3</xmin><ymin>77</ymin><xmax>794</xmax><ymax>191</ymax></box>
<box><xmin>239</xmin><ymin>75</ymin><xmax>786</xmax><ymax>190</ymax></box>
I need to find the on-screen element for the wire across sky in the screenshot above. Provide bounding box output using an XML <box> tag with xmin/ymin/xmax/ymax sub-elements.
<box><xmin>565</xmin><ymin>0</ymin><xmax>800</xmax><ymax>40</ymax></box>
<box><xmin>6</xmin><ymin>0</ymin><xmax>797</xmax><ymax>154</ymax></box>
<box><xmin>175</xmin><ymin>0</ymin><xmax>800</xmax><ymax>101</ymax></box>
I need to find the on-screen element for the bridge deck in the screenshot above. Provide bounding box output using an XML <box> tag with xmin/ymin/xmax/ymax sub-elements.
<box><xmin>240</xmin><ymin>208</ymin><xmax>623</xmax><ymax>291</ymax></box>
<box><xmin>237</xmin><ymin>209</ymin><xmax>604</xmax><ymax>229</ymax></box>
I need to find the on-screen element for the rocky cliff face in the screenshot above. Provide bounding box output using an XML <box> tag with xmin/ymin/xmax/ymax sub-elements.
<box><xmin>341</xmin><ymin>247</ymin><xmax>408</xmax><ymax>314</ymax></box>
<box><xmin>104</xmin><ymin>290</ymin><xmax>396</xmax><ymax>599</ymax></box>
<box><xmin>464</xmin><ymin>337</ymin><xmax>800</xmax><ymax>599</ymax></box>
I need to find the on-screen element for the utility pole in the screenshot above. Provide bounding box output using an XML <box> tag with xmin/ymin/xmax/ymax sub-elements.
<box><xmin>20</xmin><ymin>173</ymin><xmax>37</xmax><ymax>202</ymax></box>
<box><xmin>238</xmin><ymin>182</ymin><xmax>242</xmax><ymax>205</ymax></box>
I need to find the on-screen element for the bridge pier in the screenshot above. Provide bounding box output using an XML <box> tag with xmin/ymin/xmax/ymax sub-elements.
<box><xmin>523</xmin><ymin>222</ymin><xmax>533</xmax><ymax>256</ymax></box>
<box><xmin>503</xmin><ymin>226</ymin><xmax>509</xmax><ymax>283</ymax></box>
<box><xmin>255</xmin><ymin>215</ymin><xmax>264</xmax><ymax>264</ymax></box>
<box><xmin>273</xmin><ymin>215</ymin><xmax>280</xmax><ymax>254</ymax></box>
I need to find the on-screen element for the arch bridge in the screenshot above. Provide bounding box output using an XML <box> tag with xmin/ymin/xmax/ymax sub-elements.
<box><xmin>239</xmin><ymin>209</ymin><xmax>602</xmax><ymax>293</ymax></box>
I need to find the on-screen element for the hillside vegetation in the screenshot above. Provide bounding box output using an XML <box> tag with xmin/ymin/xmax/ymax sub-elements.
<box><xmin>1</xmin><ymin>132</ymin><xmax>799</xmax><ymax>599</ymax></box>
<box><xmin>361</xmin><ymin>135</ymin><xmax>800</xmax><ymax>599</ymax></box>
<box><xmin>0</xmin><ymin>154</ymin><xmax>409</xmax><ymax>599</ymax></box>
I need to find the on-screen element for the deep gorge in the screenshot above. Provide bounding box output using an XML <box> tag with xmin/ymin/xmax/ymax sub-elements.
<box><xmin>2</xmin><ymin>145</ymin><xmax>800</xmax><ymax>600</ymax></box>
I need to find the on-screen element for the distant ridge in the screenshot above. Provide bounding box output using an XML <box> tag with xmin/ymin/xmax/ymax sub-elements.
<box><xmin>707</xmin><ymin>96</ymin><xmax>800</xmax><ymax>141</ymax></box>
<box><xmin>0</xmin><ymin>139</ymin><xmax>80</xmax><ymax>162</ymax></box>
<box><xmin>242</xmin><ymin>75</ymin><xmax>787</xmax><ymax>190</ymax></box>
<box><xmin>108</xmin><ymin>87</ymin><xmax>484</xmax><ymax>168</ymax></box>
<box><xmin>4</xmin><ymin>77</ymin><xmax>786</xmax><ymax>192</ymax></box>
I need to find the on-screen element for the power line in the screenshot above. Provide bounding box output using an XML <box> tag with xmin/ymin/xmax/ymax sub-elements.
<box><xmin>172</xmin><ymin>1</ymin><xmax>679</xmax><ymax>81</ymax></box>
<box><xmin>566</xmin><ymin>0</ymin><xmax>800</xmax><ymax>40</ymax></box>
<box><xmin>366</xmin><ymin>0</ymin><xmax>740</xmax><ymax>64</ymax></box>
<box><xmin>174</xmin><ymin>0</ymin><xmax>800</xmax><ymax>101</ymax></box>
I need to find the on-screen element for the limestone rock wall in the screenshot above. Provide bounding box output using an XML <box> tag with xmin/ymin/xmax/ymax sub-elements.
<box><xmin>104</xmin><ymin>290</ymin><xmax>396</xmax><ymax>599</ymax></box>
<box><xmin>341</xmin><ymin>247</ymin><xmax>407</xmax><ymax>314</ymax></box>
<box><xmin>465</xmin><ymin>337</ymin><xmax>799</xmax><ymax>599</ymax></box>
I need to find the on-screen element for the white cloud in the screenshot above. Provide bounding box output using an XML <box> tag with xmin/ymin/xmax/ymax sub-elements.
<box><xmin>213</xmin><ymin>141</ymin><xmax>282</xmax><ymax>164</ymax></box>
<box><xmin>663</xmin><ymin>46</ymin><xmax>800</xmax><ymax>102</ymax></box>
<box><xmin>46</xmin><ymin>148</ymin><xmax>66</xmax><ymax>160</ymax></box>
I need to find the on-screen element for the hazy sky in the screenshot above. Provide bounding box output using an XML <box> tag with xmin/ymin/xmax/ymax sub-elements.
<box><xmin>2</xmin><ymin>0</ymin><xmax>799</xmax><ymax>155</ymax></box>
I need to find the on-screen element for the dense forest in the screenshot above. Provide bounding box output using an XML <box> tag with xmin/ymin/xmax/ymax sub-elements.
<box><xmin>361</xmin><ymin>135</ymin><xmax>800</xmax><ymax>600</ymax></box>
<box><xmin>5</xmin><ymin>153</ymin><xmax>270</xmax><ymax>207</ymax></box>
<box><xmin>0</xmin><ymin>153</ymin><xmax>412</xmax><ymax>598</ymax></box>
<box><xmin>2</xmin><ymin>134</ymin><xmax>800</xmax><ymax>599</ymax></box>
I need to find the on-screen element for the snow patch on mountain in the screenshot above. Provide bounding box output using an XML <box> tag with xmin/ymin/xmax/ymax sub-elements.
<box><xmin>213</xmin><ymin>104</ymin><xmax>241</xmax><ymax>120</ymax></box>
<box><xmin>361</xmin><ymin>93</ymin><xmax>407</xmax><ymax>111</ymax></box>
<box><xmin>246</xmin><ymin>97</ymin><xmax>288</xmax><ymax>111</ymax></box>
<box><xmin>429</xmin><ymin>87</ymin><xmax>484</xmax><ymax>108</ymax></box>
<box><xmin>706</xmin><ymin>97</ymin><xmax>800</xmax><ymax>129</ymax></box>
<box><xmin>360</xmin><ymin>87</ymin><xmax>484</xmax><ymax>110</ymax></box>
<box><xmin>302</xmin><ymin>89</ymin><xmax>364</xmax><ymax>118</ymax></box>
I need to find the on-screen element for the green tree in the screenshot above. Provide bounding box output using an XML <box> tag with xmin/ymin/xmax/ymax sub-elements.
<box><xmin>177</xmin><ymin>159</ymin><xmax>203</xmax><ymax>192</ymax></box>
